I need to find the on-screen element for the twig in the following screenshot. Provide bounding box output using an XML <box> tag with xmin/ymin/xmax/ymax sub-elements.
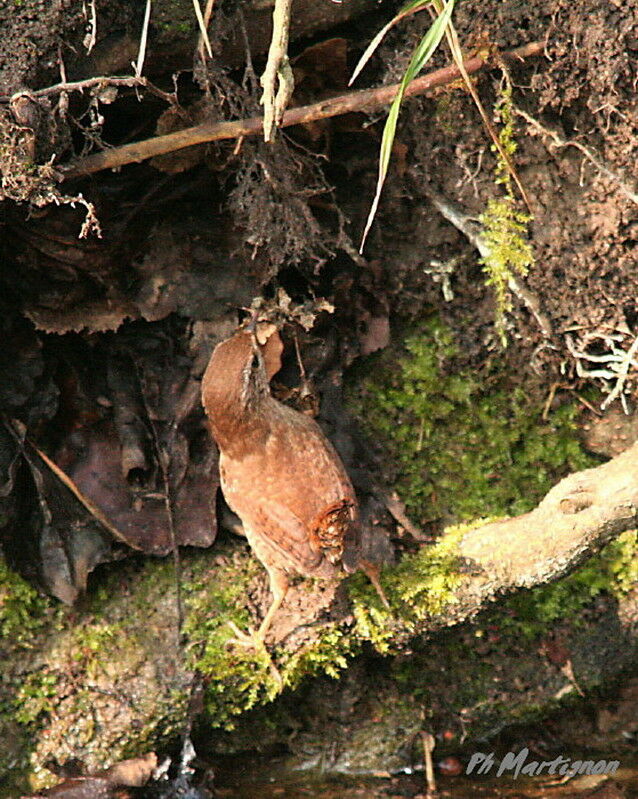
<box><xmin>542</xmin><ymin>382</ymin><xmax>559</xmax><ymax>421</ymax></box>
<box><xmin>83</xmin><ymin>0</ymin><xmax>98</xmax><ymax>54</ymax></box>
<box><xmin>378</xmin><ymin>489</ymin><xmax>429</xmax><ymax>542</ymax></box>
<box><xmin>421</xmin><ymin>731</ymin><xmax>437</xmax><ymax>798</ymax></box>
<box><xmin>3</xmin><ymin>77</ymin><xmax>183</xmax><ymax>116</ymax></box>
<box><xmin>513</xmin><ymin>105</ymin><xmax>638</xmax><ymax>206</ymax></box>
<box><xmin>56</xmin><ymin>45</ymin><xmax>69</xmax><ymax>119</ymax></box>
<box><xmin>198</xmin><ymin>0</ymin><xmax>217</xmax><ymax>62</ymax></box>
<box><xmin>425</xmin><ymin>187</ymin><xmax>553</xmax><ymax>337</ymax></box>
<box><xmin>192</xmin><ymin>0</ymin><xmax>213</xmax><ymax>59</ymax></box>
<box><xmin>260</xmin><ymin>0</ymin><xmax>294</xmax><ymax>141</ymax></box>
<box><xmin>60</xmin><ymin>40</ymin><xmax>544</xmax><ymax>180</ymax></box>
<box><xmin>570</xmin><ymin>391</ymin><xmax>602</xmax><ymax>417</ymax></box>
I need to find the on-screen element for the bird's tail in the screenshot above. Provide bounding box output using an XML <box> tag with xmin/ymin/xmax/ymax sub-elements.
<box><xmin>359</xmin><ymin>559</ymin><xmax>390</xmax><ymax>610</ymax></box>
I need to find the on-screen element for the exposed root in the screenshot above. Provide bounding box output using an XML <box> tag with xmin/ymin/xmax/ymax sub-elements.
<box><xmin>260</xmin><ymin>0</ymin><xmax>294</xmax><ymax>142</ymax></box>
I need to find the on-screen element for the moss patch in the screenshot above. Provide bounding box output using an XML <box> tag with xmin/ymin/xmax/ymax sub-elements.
<box><xmin>347</xmin><ymin>520</ymin><xmax>478</xmax><ymax>652</ymax></box>
<box><xmin>480</xmin><ymin>76</ymin><xmax>534</xmax><ymax>343</ymax></box>
<box><xmin>0</xmin><ymin>559</ymin><xmax>55</xmax><ymax>646</ymax></box>
<box><xmin>347</xmin><ymin>317</ymin><xmax>595</xmax><ymax>525</ymax></box>
<box><xmin>153</xmin><ymin>0</ymin><xmax>197</xmax><ymax>39</ymax></box>
<box><xmin>182</xmin><ymin>549</ymin><xmax>282</xmax><ymax>728</ymax></box>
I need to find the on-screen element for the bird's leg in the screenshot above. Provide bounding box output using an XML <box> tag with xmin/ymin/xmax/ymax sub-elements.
<box><xmin>257</xmin><ymin>567</ymin><xmax>289</xmax><ymax>639</ymax></box>
<box><xmin>226</xmin><ymin>567</ymin><xmax>289</xmax><ymax>685</ymax></box>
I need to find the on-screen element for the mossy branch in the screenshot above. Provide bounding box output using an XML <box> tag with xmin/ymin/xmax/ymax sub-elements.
<box><xmin>348</xmin><ymin>441</ymin><xmax>638</xmax><ymax>648</ymax></box>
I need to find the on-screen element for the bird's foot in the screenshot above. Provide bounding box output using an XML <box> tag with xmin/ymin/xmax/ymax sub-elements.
<box><xmin>226</xmin><ymin>621</ymin><xmax>283</xmax><ymax>687</ymax></box>
<box><xmin>226</xmin><ymin>620</ymin><xmax>261</xmax><ymax>648</ymax></box>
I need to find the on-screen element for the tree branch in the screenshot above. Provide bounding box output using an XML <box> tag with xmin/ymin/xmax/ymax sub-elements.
<box><xmin>437</xmin><ymin>440</ymin><xmax>638</xmax><ymax>630</ymax></box>
<box><xmin>60</xmin><ymin>40</ymin><xmax>544</xmax><ymax>180</ymax></box>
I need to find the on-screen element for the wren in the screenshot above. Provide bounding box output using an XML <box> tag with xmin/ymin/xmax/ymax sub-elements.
<box><xmin>201</xmin><ymin>322</ymin><xmax>387</xmax><ymax>649</ymax></box>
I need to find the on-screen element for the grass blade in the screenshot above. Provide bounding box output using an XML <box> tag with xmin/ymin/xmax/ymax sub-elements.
<box><xmin>360</xmin><ymin>0</ymin><xmax>455</xmax><ymax>251</ymax></box>
<box><xmin>191</xmin><ymin>0</ymin><xmax>213</xmax><ymax>58</ymax></box>
<box><xmin>349</xmin><ymin>0</ymin><xmax>431</xmax><ymax>86</ymax></box>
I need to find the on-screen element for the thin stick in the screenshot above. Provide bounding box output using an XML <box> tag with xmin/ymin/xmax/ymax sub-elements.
<box><xmin>61</xmin><ymin>40</ymin><xmax>544</xmax><ymax>180</ymax></box>
<box><xmin>4</xmin><ymin>77</ymin><xmax>183</xmax><ymax>113</ymax></box>
<box><xmin>83</xmin><ymin>0</ymin><xmax>98</xmax><ymax>54</ymax></box>
<box><xmin>192</xmin><ymin>0</ymin><xmax>213</xmax><ymax>58</ymax></box>
<box><xmin>260</xmin><ymin>0</ymin><xmax>294</xmax><ymax>141</ymax></box>
<box><xmin>421</xmin><ymin>731</ymin><xmax>437</xmax><ymax>798</ymax></box>
<box><xmin>198</xmin><ymin>0</ymin><xmax>217</xmax><ymax>61</ymax></box>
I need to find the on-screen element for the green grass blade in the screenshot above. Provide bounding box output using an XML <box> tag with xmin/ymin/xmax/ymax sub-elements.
<box><xmin>404</xmin><ymin>0</ymin><xmax>454</xmax><ymax>81</ymax></box>
<box><xmin>349</xmin><ymin>0</ymin><xmax>432</xmax><ymax>86</ymax></box>
<box><xmin>192</xmin><ymin>0</ymin><xmax>212</xmax><ymax>58</ymax></box>
<box><xmin>360</xmin><ymin>0</ymin><xmax>455</xmax><ymax>251</ymax></box>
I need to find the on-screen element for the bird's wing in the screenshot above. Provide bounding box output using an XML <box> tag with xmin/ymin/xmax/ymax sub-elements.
<box><xmin>220</xmin><ymin>411</ymin><xmax>356</xmax><ymax>573</ymax></box>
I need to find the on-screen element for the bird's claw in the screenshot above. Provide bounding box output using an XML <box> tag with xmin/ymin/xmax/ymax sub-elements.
<box><xmin>226</xmin><ymin>621</ymin><xmax>283</xmax><ymax>687</ymax></box>
<box><xmin>226</xmin><ymin>620</ymin><xmax>261</xmax><ymax>648</ymax></box>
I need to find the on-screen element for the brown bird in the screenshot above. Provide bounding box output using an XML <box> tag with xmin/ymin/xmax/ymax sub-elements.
<box><xmin>201</xmin><ymin>321</ymin><xmax>387</xmax><ymax>650</ymax></box>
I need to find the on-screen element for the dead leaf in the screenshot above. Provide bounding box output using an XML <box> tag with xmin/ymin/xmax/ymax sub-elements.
<box><xmin>6</xmin><ymin>425</ymin><xmax>116</xmax><ymax>604</ymax></box>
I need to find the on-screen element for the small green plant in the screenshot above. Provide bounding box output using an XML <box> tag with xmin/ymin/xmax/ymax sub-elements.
<box><xmin>479</xmin><ymin>79</ymin><xmax>534</xmax><ymax>344</ymax></box>
<box><xmin>0</xmin><ymin>559</ymin><xmax>52</xmax><ymax>647</ymax></box>
<box><xmin>14</xmin><ymin>671</ymin><xmax>60</xmax><ymax>726</ymax></box>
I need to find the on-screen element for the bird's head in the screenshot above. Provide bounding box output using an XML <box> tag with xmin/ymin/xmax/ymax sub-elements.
<box><xmin>202</xmin><ymin>322</ymin><xmax>283</xmax><ymax>432</ymax></box>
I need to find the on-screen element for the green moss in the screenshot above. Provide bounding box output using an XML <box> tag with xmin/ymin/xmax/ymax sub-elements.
<box><xmin>71</xmin><ymin>621</ymin><xmax>125</xmax><ymax>679</ymax></box>
<box><xmin>152</xmin><ymin>0</ymin><xmax>197</xmax><ymax>38</ymax></box>
<box><xmin>182</xmin><ymin>550</ymin><xmax>282</xmax><ymax>728</ymax></box>
<box><xmin>347</xmin><ymin>318</ymin><xmax>595</xmax><ymax>526</ymax></box>
<box><xmin>480</xmin><ymin>79</ymin><xmax>534</xmax><ymax>344</ymax></box>
<box><xmin>347</xmin><ymin>521</ymin><xmax>477</xmax><ymax>652</ymax></box>
<box><xmin>480</xmin><ymin>196</ymin><xmax>534</xmax><ymax>344</ymax></box>
<box><xmin>14</xmin><ymin>671</ymin><xmax>60</xmax><ymax>727</ymax></box>
<box><xmin>0</xmin><ymin>559</ymin><xmax>54</xmax><ymax>647</ymax></box>
<box><xmin>491</xmin><ymin>78</ymin><xmax>518</xmax><ymax>190</ymax></box>
<box><xmin>282</xmin><ymin>626</ymin><xmax>356</xmax><ymax>686</ymax></box>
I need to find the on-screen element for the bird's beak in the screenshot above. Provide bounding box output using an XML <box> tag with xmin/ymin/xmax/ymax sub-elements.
<box><xmin>246</xmin><ymin>310</ymin><xmax>261</xmax><ymax>354</ymax></box>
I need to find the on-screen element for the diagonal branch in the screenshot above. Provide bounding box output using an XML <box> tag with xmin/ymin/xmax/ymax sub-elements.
<box><xmin>358</xmin><ymin>440</ymin><xmax>638</xmax><ymax>650</ymax></box>
<box><xmin>60</xmin><ymin>40</ymin><xmax>544</xmax><ymax>180</ymax></box>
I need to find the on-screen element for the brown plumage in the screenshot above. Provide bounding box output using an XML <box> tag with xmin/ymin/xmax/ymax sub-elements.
<box><xmin>201</xmin><ymin>324</ymin><xmax>382</xmax><ymax>645</ymax></box>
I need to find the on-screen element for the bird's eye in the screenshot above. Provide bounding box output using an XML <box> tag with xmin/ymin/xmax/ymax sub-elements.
<box><xmin>251</xmin><ymin>353</ymin><xmax>260</xmax><ymax>370</ymax></box>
